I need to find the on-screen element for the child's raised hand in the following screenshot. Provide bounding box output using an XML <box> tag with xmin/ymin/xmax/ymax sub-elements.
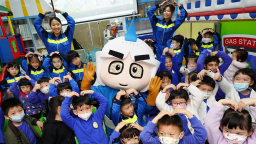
<box><xmin>52</xmin><ymin>77</ymin><xmax>62</xmax><ymax>84</ymax></box>
<box><xmin>126</xmin><ymin>88</ymin><xmax>138</xmax><ymax>97</ymax></box>
<box><xmin>36</xmin><ymin>121</ymin><xmax>44</xmax><ymax>131</ymax></box>
<box><xmin>67</xmin><ymin>72</ymin><xmax>72</xmax><ymax>76</ymax></box>
<box><xmin>208</xmin><ymin>29</ymin><xmax>215</xmax><ymax>33</ymax></box>
<box><xmin>80</xmin><ymin>90</ymin><xmax>94</xmax><ymax>95</ymax></box>
<box><xmin>130</xmin><ymin>122</ymin><xmax>144</xmax><ymax>131</ymax></box>
<box><xmin>115</xmin><ymin>122</ymin><xmax>127</xmax><ymax>132</ymax></box>
<box><xmin>218</xmin><ymin>99</ymin><xmax>238</xmax><ymax>111</ymax></box>
<box><xmin>6</xmin><ymin>89</ymin><xmax>12</xmax><ymax>94</ymax></box>
<box><xmin>63</xmin><ymin>75</ymin><xmax>72</xmax><ymax>82</ymax></box>
<box><xmin>34</xmin><ymin>52</ymin><xmax>42</xmax><ymax>56</ymax></box>
<box><xmin>176</xmin><ymin>83</ymin><xmax>189</xmax><ymax>89</ymax></box>
<box><xmin>168</xmin><ymin>48</ymin><xmax>175</xmax><ymax>56</ymax></box>
<box><xmin>24</xmin><ymin>75</ymin><xmax>31</xmax><ymax>81</ymax></box>
<box><xmin>67</xmin><ymin>91</ymin><xmax>79</xmax><ymax>98</ymax></box>
<box><xmin>180</xmin><ymin>66</ymin><xmax>186</xmax><ymax>74</ymax></box>
<box><xmin>25</xmin><ymin>52</ymin><xmax>33</xmax><ymax>57</ymax></box>
<box><xmin>33</xmin><ymin>82</ymin><xmax>41</xmax><ymax>92</ymax></box>
<box><xmin>214</xmin><ymin>68</ymin><xmax>222</xmax><ymax>81</ymax></box>
<box><xmin>163</xmin><ymin>84</ymin><xmax>176</xmax><ymax>92</ymax></box>
<box><xmin>238</xmin><ymin>98</ymin><xmax>256</xmax><ymax>112</ymax></box>
<box><xmin>152</xmin><ymin>110</ymin><xmax>172</xmax><ymax>124</ymax></box>
<box><xmin>211</xmin><ymin>51</ymin><xmax>218</xmax><ymax>57</ymax></box>
<box><xmin>170</xmin><ymin>108</ymin><xmax>193</xmax><ymax>119</ymax></box>
<box><xmin>191</xmin><ymin>79</ymin><xmax>202</xmax><ymax>87</ymax></box>
<box><xmin>169</xmin><ymin>0</ymin><xmax>181</xmax><ymax>7</ymax></box>
<box><xmin>163</xmin><ymin>47</ymin><xmax>169</xmax><ymax>55</ymax></box>
<box><xmin>116</xmin><ymin>89</ymin><xmax>126</xmax><ymax>100</ymax></box>
<box><xmin>197</xmin><ymin>69</ymin><xmax>209</xmax><ymax>80</ymax></box>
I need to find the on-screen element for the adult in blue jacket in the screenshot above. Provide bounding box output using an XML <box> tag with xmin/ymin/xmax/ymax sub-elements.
<box><xmin>33</xmin><ymin>9</ymin><xmax>75</xmax><ymax>55</ymax></box>
<box><xmin>148</xmin><ymin>1</ymin><xmax>187</xmax><ymax>61</ymax></box>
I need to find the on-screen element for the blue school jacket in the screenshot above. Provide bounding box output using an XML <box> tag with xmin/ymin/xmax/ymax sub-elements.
<box><xmin>29</xmin><ymin>91</ymin><xmax>50</xmax><ymax>111</ymax></box>
<box><xmin>49</xmin><ymin>79</ymin><xmax>80</xmax><ymax>96</ymax></box>
<box><xmin>197</xmin><ymin>32</ymin><xmax>221</xmax><ymax>53</ymax></box>
<box><xmin>0</xmin><ymin>74</ymin><xmax>24</xmax><ymax>93</ymax></box>
<box><xmin>251</xmin><ymin>56</ymin><xmax>256</xmax><ymax>81</ymax></box>
<box><xmin>33</xmin><ymin>13</ymin><xmax>75</xmax><ymax>55</ymax></box>
<box><xmin>110</xmin><ymin>92</ymin><xmax>146</xmax><ymax>126</ymax></box>
<box><xmin>22</xmin><ymin>59</ymin><xmax>48</xmax><ymax>81</ymax></box>
<box><xmin>60</xmin><ymin>92</ymin><xmax>108</xmax><ymax>144</ymax></box>
<box><xmin>0</xmin><ymin>108</ymin><xmax>5</xmax><ymax>143</ymax></box>
<box><xmin>148</xmin><ymin>4</ymin><xmax>187</xmax><ymax>61</ymax></box>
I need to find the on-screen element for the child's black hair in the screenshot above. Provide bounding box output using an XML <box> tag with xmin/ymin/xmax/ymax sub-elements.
<box><xmin>120</xmin><ymin>123</ymin><xmax>140</xmax><ymax>139</ymax></box>
<box><xmin>120</xmin><ymin>96</ymin><xmax>132</xmax><ymax>108</ymax></box>
<box><xmin>156</xmin><ymin>70</ymin><xmax>172</xmax><ymax>81</ymax></box>
<box><xmin>233</xmin><ymin>49</ymin><xmax>248</xmax><ymax>62</ymax></box>
<box><xmin>44</xmin><ymin>96</ymin><xmax>64</xmax><ymax>120</ymax></box>
<box><xmin>19</xmin><ymin>78</ymin><xmax>32</xmax><ymax>88</ymax></box>
<box><xmin>5</xmin><ymin>62</ymin><xmax>21</xmax><ymax>78</ymax></box>
<box><xmin>233</xmin><ymin>68</ymin><xmax>255</xmax><ymax>83</ymax></box>
<box><xmin>57</xmin><ymin>82</ymin><xmax>72</xmax><ymax>94</ymax></box>
<box><xmin>145</xmin><ymin>41</ymin><xmax>157</xmax><ymax>54</ymax></box>
<box><xmin>186</xmin><ymin>54</ymin><xmax>198</xmax><ymax>67</ymax></box>
<box><xmin>163</xmin><ymin>4</ymin><xmax>175</xmax><ymax>13</ymax></box>
<box><xmin>202</xmin><ymin>28</ymin><xmax>214</xmax><ymax>36</ymax></box>
<box><xmin>2</xmin><ymin>98</ymin><xmax>23</xmax><ymax>116</ymax></box>
<box><xmin>187</xmin><ymin>38</ymin><xmax>196</xmax><ymax>46</ymax></box>
<box><xmin>67</xmin><ymin>51</ymin><xmax>80</xmax><ymax>63</ymax></box>
<box><xmin>157</xmin><ymin>115</ymin><xmax>183</xmax><ymax>132</ymax></box>
<box><xmin>222</xmin><ymin>108</ymin><xmax>252</xmax><ymax>133</ymax></box>
<box><xmin>38</xmin><ymin>77</ymin><xmax>50</xmax><ymax>84</ymax></box>
<box><xmin>186</xmin><ymin>72</ymin><xmax>199</xmax><ymax>84</ymax></box>
<box><xmin>165</xmin><ymin>53</ymin><xmax>173</xmax><ymax>61</ymax></box>
<box><xmin>168</xmin><ymin>89</ymin><xmax>189</xmax><ymax>102</ymax></box>
<box><xmin>72</xmin><ymin>95</ymin><xmax>92</xmax><ymax>110</ymax></box>
<box><xmin>28</xmin><ymin>54</ymin><xmax>41</xmax><ymax>65</ymax></box>
<box><xmin>171</xmin><ymin>35</ymin><xmax>184</xmax><ymax>48</ymax></box>
<box><xmin>200</xmin><ymin>75</ymin><xmax>216</xmax><ymax>90</ymax></box>
<box><xmin>50</xmin><ymin>53</ymin><xmax>62</xmax><ymax>62</ymax></box>
<box><xmin>77</xmin><ymin>80</ymin><xmax>82</xmax><ymax>90</ymax></box>
<box><xmin>204</xmin><ymin>55</ymin><xmax>220</xmax><ymax>66</ymax></box>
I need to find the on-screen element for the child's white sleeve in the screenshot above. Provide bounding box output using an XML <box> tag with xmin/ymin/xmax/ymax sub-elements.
<box><xmin>216</xmin><ymin>75</ymin><xmax>232</xmax><ymax>97</ymax></box>
<box><xmin>155</xmin><ymin>91</ymin><xmax>173</xmax><ymax>112</ymax></box>
<box><xmin>182</xmin><ymin>68</ymin><xmax>191</xmax><ymax>77</ymax></box>
<box><xmin>187</xmin><ymin>84</ymin><xmax>204</xmax><ymax>110</ymax></box>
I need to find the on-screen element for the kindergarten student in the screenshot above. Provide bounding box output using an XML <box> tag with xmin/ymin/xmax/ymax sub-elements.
<box><xmin>2</xmin><ymin>98</ymin><xmax>43</xmax><ymax>144</ymax></box>
<box><xmin>140</xmin><ymin>110</ymin><xmax>207</xmax><ymax>144</ymax></box>
<box><xmin>41</xmin><ymin>96</ymin><xmax>76</xmax><ymax>144</ymax></box>
<box><xmin>109</xmin><ymin>122</ymin><xmax>142</xmax><ymax>144</ymax></box>
<box><xmin>197</xmin><ymin>28</ymin><xmax>221</xmax><ymax>53</ymax></box>
<box><xmin>157</xmin><ymin>48</ymin><xmax>180</xmax><ymax>85</ymax></box>
<box><xmin>111</xmin><ymin>89</ymin><xmax>146</xmax><ymax>128</ymax></box>
<box><xmin>187</xmin><ymin>38</ymin><xmax>199</xmax><ymax>56</ymax></box>
<box><xmin>197</xmin><ymin>49</ymin><xmax>232</xmax><ymax>100</ymax></box>
<box><xmin>60</xmin><ymin>91</ymin><xmax>108</xmax><ymax>144</ymax></box>
<box><xmin>224</xmin><ymin>49</ymin><xmax>249</xmax><ymax>84</ymax></box>
<box><xmin>42</xmin><ymin>52</ymin><xmax>69</xmax><ymax>81</ymax></box>
<box><xmin>204</xmin><ymin>98</ymin><xmax>256</xmax><ymax>144</ymax></box>
<box><xmin>9</xmin><ymin>76</ymin><xmax>42</xmax><ymax>119</ymax></box>
<box><xmin>180</xmin><ymin>54</ymin><xmax>198</xmax><ymax>78</ymax></box>
<box><xmin>0</xmin><ymin>62</ymin><xmax>24</xmax><ymax>100</ymax></box>
<box><xmin>22</xmin><ymin>52</ymin><xmax>48</xmax><ymax>81</ymax></box>
<box><xmin>29</xmin><ymin>77</ymin><xmax>51</xmax><ymax>111</ymax></box>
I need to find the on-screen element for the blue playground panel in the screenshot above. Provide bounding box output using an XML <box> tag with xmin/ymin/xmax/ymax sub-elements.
<box><xmin>0</xmin><ymin>37</ymin><xmax>14</xmax><ymax>63</ymax></box>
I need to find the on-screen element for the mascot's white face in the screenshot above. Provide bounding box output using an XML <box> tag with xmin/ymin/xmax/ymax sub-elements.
<box><xmin>96</xmin><ymin>36</ymin><xmax>160</xmax><ymax>92</ymax></box>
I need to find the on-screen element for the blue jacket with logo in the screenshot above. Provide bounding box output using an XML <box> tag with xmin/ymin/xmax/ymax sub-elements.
<box><xmin>196</xmin><ymin>31</ymin><xmax>221</xmax><ymax>53</ymax></box>
<box><xmin>69</xmin><ymin>62</ymin><xmax>86</xmax><ymax>81</ymax></box>
<box><xmin>33</xmin><ymin>13</ymin><xmax>75</xmax><ymax>55</ymax></box>
<box><xmin>148</xmin><ymin>4</ymin><xmax>187</xmax><ymax>61</ymax></box>
<box><xmin>21</xmin><ymin>58</ymin><xmax>48</xmax><ymax>81</ymax></box>
<box><xmin>0</xmin><ymin>74</ymin><xmax>24</xmax><ymax>93</ymax></box>
<box><xmin>49</xmin><ymin>79</ymin><xmax>80</xmax><ymax>96</ymax></box>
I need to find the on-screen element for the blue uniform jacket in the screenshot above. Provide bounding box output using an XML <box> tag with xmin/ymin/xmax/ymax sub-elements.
<box><xmin>110</xmin><ymin>92</ymin><xmax>146</xmax><ymax>126</ymax></box>
<box><xmin>42</xmin><ymin>56</ymin><xmax>69</xmax><ymax>82</ymax></box>
<box><xmin>28</xmin><ymin>91</ymin><xmax>50</xmax><ymax>111</ymax></box>
<box><xmin>250</xmin><ymin>56</ymin><xmax>256</xmax><ymax>81</ymax></box>
<box><xmin>49</xmin><ymin>79</ymin><xmax>80</xmax><ymax>96</ymax></box>
<box><xmin>157</xmin><ymin>54</ymin><xmax>180</xmax><ymax>85</ymax></box>
<box><xmin>22</xmin><ymin>58</ymin><xmax>48</xmax><ymax>81</ymax></box>
<box><xmin>33</xmin><ymin>13</ymin><xmax>75</xmax><ymax>55</ymax></box>
<box><xmin>196</xmin><ymin>32</ymin><xmax>221</xmax><ymax>53</ymax></box>
<box><xmin>69</xmin><ymin>62</ymin><xmax>85</xmax><ymax>81</ymax></box>
<box><xmin>148</xmin><ymin>4</ymin><xmax>187</xmax><ymax>61</ymax></box>
<box><xmin>140</xmin><ymin>116</ymin><xmax>207</xmax><ymax>144</ymax></box>
<box><xmin>0</xmin><ymin>74</ymin><xmax>24</xmax><ymax>93</ymax></box>
<box><xmin>9</xmin><ymin>81</ymin><xmax>43</xmax><ymax>116</ymax></box>
<box><xmin>0</xmin><ymin>108</ymin><xmax>5</xmax><ymax>143</ymax></box>
<box><xmin>60</xmin><ymin>92</ymin><xmax>108</xmax><ymax>144</ymax></box>
<box><xmin>197</xmin><ymin>50</ymin><xmax>232</xmax><ymax>100</ymax></box>
<box><xmin>166</xmin><ymin>38</ymin><xmax>188</xmax><ymax>65</ymax></box>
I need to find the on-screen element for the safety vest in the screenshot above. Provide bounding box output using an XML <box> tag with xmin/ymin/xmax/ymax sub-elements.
<box><xmin>122</xmin><ymin>114</ymin><xmax>138</xmax><ymax>124</ymax></box>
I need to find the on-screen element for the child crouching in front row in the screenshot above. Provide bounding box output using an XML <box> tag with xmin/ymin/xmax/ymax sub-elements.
<box><xmin>60</xmin><ymin>90</ymin><xmax>108</xmax><ymax>144</ymax></box>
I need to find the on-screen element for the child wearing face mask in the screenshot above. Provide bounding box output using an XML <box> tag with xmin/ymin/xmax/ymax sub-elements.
<box><xmin>156</xmin><ymin>81</ymin><xmax>204</xmax><ymax>136</ymax></box>
<box><xmin>2</xmin><ymin>98</ymin><xmax>44</xmax><ymax>144</ymax></box>
<box><xmin>205</xmin><ymin>98</ymin><xmax>256</xmax><ymax>144</ymax></box>
<box><xmin>28</xmin><ymin>77</ymin><xmax>51</xmax><ymax>111</ymax></box>
<box><xmin>180</xmin><ymin>54</ymin><xmax>198</xmax><ymax>81</ymax></box>
<box><xmin>224</xmin><ymin>49</ymin><xmax>249</xmax><ymax>84</ymax></box>
<box><xmin>42</xmin><ymin>52</ymin><xmax>70</xmax><ymax>82</ymax></box>
<box><xmin>41</xmin><ymin>96</ymin><xmax>76</xmax><ymax>144</ymax></box>
<box><xmin>111</xmin><ymin>89</ymin><xmax>146</xmax><ymax>129</ymax></box>
<box><xmin>49</xmin><ymin>75</ymin><xmax>80</xmax><ymax>96</ymax></box>
<box><xmin>157</xmin><ymin>48</ymin><xmax>180</xmax><ymax>85</ymax></box>
<box><xmin>9</xmin><ymin>76</ymin><xmax>43</xmax><ymax>119</ymax></box>
<box><xmin>140</xmin><ymin>109</ymin><xmax>207</xmax><ymax>144</ymax></box>
<box><xmin>197</xmin><ymin>28</ymin><xmax>221</xmax><ymax>53</ymax></box>
<box><xmin>0</xmin><ymin>62</ymin><xmax>24</xmax><ymax>101</ymax></box>
<box><xmin>60</xmin><ymin>91</ymin><xmax>108</xmax><ymax>144</ymax></box>
<box><xmin>22</xmin><ymin>52</ymin><xmax>48</xmax><ymax>81</ymax></box>
<box><xmin>109</xmin><ymin>122</ymin><xmax>142</xmax><ymax>144</ymax></box>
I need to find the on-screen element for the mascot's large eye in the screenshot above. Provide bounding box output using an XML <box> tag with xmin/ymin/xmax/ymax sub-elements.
<box><xmin>129</xmin><ymin>63</ymin><xmax>143</xmax><ymax>78</ymax></box>
<box><xmin>108</xmin><ymin>61</ymin><xmax>124</xmax><ymax>75</ymax></box>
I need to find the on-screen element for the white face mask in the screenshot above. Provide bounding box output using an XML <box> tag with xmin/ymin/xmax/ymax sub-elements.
<box><xmin>78</xmin><ymin>111</ymin><xmax>92</xmax><ymax>121</ymax></box>
<box><xmin>170</xmin><ymin>43</ymin><xmax>177</xmax><ymax>49</ymax></box>
<box><xmin>159</xmin><ymin>133</ymin><xmax>181</xmax><ymax>144</ymax></box>
<box><xmin>202</xmin><ymin>38</ymin><xmax>211</xmax><ymax>43</ymax></box>
<box><xmin>61</xmin><ymin>92</ymin><xmax>70</xmax><ymax>97</ymax></box>
<box><xmin>223</xmin><ymin>133</ymin><xmax>248</xmax><ymax>144</ymax></box>
<box><xmin>41</xmin><ymin>87</ymin><xmax>49</xmax><ymax>95</ymax></box>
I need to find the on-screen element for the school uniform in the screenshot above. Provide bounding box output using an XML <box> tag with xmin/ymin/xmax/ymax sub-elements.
<box><xmin>109</xmin><ymin>130</ymin><xmax>143</xmax><ymax>144</ymax></box>
<box><xmin>224</xmin><ymin>60</ymin><xmax>248</xmax><ymax>84</ymax></box>
<box><xmin>156</xmin><ymin>84</ymin><xmax>204</xmax><ymax>132</ymax></box>
<box><xmin>49</xmin><ymin>79</ymin><xmax>80</xmax><ymax>96</ymax></box>
<box><xmin>28</xmin><ymin>91</ymin><xmax>50</xmax><ymax>111</ymax></box>
<box><xmin>21</xmin><ymin>58</ymin><xmax>48</xmax><ymax>81</ymax></box>
<box><xmin>69</xmin><ymin>62</ymin><xmax>86</xmax><ymax>81</ymax></box>
<box><xmin>140</xmin><ymin>116</ymin><xmax>207</xmax><ymax>144</ymax></box>
<box><xmin>148</xmin><ymin>4</ymin><xmax>187</xmax><ymax>61</ymax></box>
<box><xmin>0</xmin><ymin>108</ymin><xmax>5</xmax><ymax>144</ymax></box>
<box><xmin>250</xmin><ymin>56</ymin><xmax>256</xmax><ymax>81</ymax></box>
<box><xmin>0</xmin><ymin>74</ymin><xmax>24</xmax><ymax>93</ymax></box>
<box><xmin>60</xmin><ymin>91</ymin><xmax>108</xmax><ymax>144</ymax></box>
<box><xmin>196</xmin><ymin>31</ymin><xmax>221</xmax><ymax>53</ymax></box>
<box><xmin>110</xmin><ymin>92</ymin><xmax>146</xmax><ymax>126</ymax></box>
<box><xmin>197</xmin><ymin>49</ymin><xmax>232</xmax><ymax>100</ymax></box>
